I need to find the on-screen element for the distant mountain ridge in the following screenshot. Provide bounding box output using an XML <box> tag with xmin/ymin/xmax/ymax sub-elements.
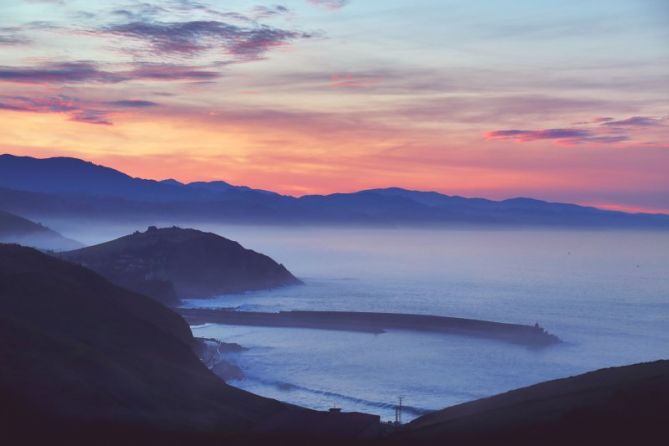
<box><xmin>1</xmin><ymin>153</ymin><xmax>668</xmax><ymax>228</ymax></box>
<box><xmin>0</xmin><ymin>154</ymin><xmax>280</xmax><ymax>203</ymax></box>
<box><xmin>0</xmin><ymin>209</ymin><xmax>81</xmax><ymax>251</ymax></box>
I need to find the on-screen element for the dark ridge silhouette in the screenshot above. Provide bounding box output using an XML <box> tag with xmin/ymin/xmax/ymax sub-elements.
<box><xmin>395</xmin><ymin>360</ymin><xmax>669</xmax><ymax>446</ymax></box>
<box><xmin>1</xmin><ymin>154</ymin><xmax>668</xmax><ymax>228</ymax></box>
<box><xmin>0</xmin><ymin>243</ymin><xmax>285</xmax><ymax>431</ymax></box>
<box><xmin>0</xmin><ymin>244</ymin><xmax>380</xmax><ymax>445</ymax></box>
<box><xmin>0</xmin><ymin>209</ymin><xmax>81</xmax><ymax>251</ymax></box>
<box><xmin>59</xmin><ymin>226</ymin><xmax>301</xmax><ymax>306</ymax></box>
<box><xmin>178</xmin><ymin>309</ymin><xmax>561</xmax><ymax>347</ymax></box>
<box><xmin>0</xmin><ymin>153</ymin><xmax>280</xmax><ymax>202</ymax></box>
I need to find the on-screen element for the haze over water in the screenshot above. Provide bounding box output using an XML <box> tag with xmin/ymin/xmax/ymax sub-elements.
<box><xmin>177</xmin><ymin>226</ymin><xmax>669</xmax><ymax>421</ymax></box>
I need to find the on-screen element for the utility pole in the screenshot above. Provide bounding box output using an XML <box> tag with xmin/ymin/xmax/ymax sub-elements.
<box><xmin>394</xmin><ymin>396</ymin><xmax>403</xmax><ymax>425</ymax></box>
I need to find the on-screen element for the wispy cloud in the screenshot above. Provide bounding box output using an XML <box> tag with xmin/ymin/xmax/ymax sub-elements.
<box><xmin>602</xmin><ymin>116</ymin><xmax>663</xmax><ymax>127</ymax></box>
<box><xmin>0</xmin><ymin>36</ymin><xmax>28</xmax><ymax>45</ymax></box>
<box><xmin>111</xmin><ymin>3</ymin><xmax>167</xmax><ymax>22</ymax></box>
<box><xmin>106</xmin><ymin>99</ymin><xmax>159</xmax><ymax>108</ymax></box>
<box><xmin>485</xmin><ymin>128</ymin><xmax>590</xmax><ymax>141</ymax></box>
<box><xmin>0</xmin><ymin>95</ymin><xmax>111</xmax><ymax>125</ymax></box>
<box><xmin>307</xmin><ymin>0</ymin><xmax>349</xmax><ymax>10</ymax></box>
<box><xmin>0</xmin><ymin>61</ymin><xmax>220</xmax><ymax>84</ymax></box>
<box><xmin>69</xmin><ymin>110</ymin><xmax>112</xmax><ymax>125</ymax></box>
<box><xmin>0</xmin><ymin>94</ymin><xmax>161</xmax><ymax>125</ymax></box>
<box><xmin>484</xmin><ymin>128</ymin><xmax>628</xmax><ymax>145</ymax></box>
<box><xmin>124</xmin><ymin>63</ymin><xmax>220</xmax><ymax>81</ymax></box>
<box><xmin>330</xmin><ymin>74</ymin><xmax>382</xmax><ymax>89</ymax></box>
<box><xmin>484</xmin><ymin>114</ymin><xmax>666</xmax><ymax>146</ymax></box>
<box><xmin>0</xmin><ymin>27</ymin><xmax>31</xmax><ymax>46</ymax></box>
<box><xmin>168</xmin><ymin>0</ymin><xmax>253</xmax><ymax>21</ymax></box>
<box><xmin>252</xmin><ymin>5</ymin><xmax>292</xmax><ymax>19</ymax></box>
<box><xmin>0</xmin><ymin>62</ymin><xmax>122</xmax><ymax>84</ymax></box>
<box><xmin>101</xmin><ymin>19</ymin><xmax>311</xmax><ymax>59</ymax></box>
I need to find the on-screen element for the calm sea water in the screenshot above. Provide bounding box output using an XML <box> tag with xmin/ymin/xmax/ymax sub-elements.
<box><xmin>64</xmin><ymin>223</ymin><xmax>669</xmax><ymax>421</ymax></box>
<box><xmin>180</xmin><ymin>226</ymin><xmax>669</xmax><ymax>421</ymax></box>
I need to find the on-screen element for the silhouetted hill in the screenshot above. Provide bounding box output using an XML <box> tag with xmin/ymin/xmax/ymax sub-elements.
<box><xmin>0</xmin><ymin>244</ymin><xmax>384</xmax><ymax>445</ymax></box>
<box><xmin>0</xmin><ymin>244</ymin><xmax>289</xmax><ymax>434</ymax></box>
<box><xmin>0</xmin><ymin>209</ymin><xmax>81</xmax><ymax>250</ymax></box>
<box><xmin>396</xmin><ymin>360</ymin><xmax>669</xmax><ymax>445</ymax></box>
<box><xmin>60</xmin><ymin>226</ymin><xmax>301</xmax><ymax>305</ymax></box>
<box><xmin>1</xmin><ymin>153</ymin><xmax>668</xmax><ymax>228</ymax></box>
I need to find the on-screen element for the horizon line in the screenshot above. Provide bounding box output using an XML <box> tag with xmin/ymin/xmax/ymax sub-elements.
<box><xmin>2</xmin><ymin>152</ymin><xmax>668</xmax><ymax>217</ymax></box>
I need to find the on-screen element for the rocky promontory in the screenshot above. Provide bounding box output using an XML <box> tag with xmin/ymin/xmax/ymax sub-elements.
<box><xmin>60</xmin><ymin>226</ymin><xmax>302</xmax><ymax>306</ymax></box>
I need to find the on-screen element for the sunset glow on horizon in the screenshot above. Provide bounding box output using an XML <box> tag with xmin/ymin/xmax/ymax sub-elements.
<box><xmin>1</xmin><ymin>0</ymin><xmax>668</xmax><ymax>211</ymax></box>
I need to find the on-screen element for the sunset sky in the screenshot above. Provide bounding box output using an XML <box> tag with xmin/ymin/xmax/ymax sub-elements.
<box><xmin>1</xmin><ymin>0</ymin><xmax>668</xmax><ymax>212</ymax></box>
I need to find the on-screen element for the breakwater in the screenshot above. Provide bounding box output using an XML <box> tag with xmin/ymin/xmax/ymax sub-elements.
<box><xmin>179</xmin><ymin>309</ymin><xmax>561</xmax><ymax>347</ymax></box>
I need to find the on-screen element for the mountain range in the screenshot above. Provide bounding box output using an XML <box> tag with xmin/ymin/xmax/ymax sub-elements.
<box><xmin>0</xmin><ymin>153</ymin><xmax>667</xmax><ymax>228</ymax></box>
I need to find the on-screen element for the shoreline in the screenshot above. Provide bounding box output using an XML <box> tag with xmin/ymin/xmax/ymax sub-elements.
<box><xmin>194</xmin><ymin>337</ymin><xmax>246</xmax><ymax>381</ymax></box>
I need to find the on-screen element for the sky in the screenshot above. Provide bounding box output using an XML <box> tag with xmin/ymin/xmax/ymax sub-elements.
<box><xmin>1</xmin><ymin>0</ymin><xmax>668</xmax><ymax>212</ymax></box>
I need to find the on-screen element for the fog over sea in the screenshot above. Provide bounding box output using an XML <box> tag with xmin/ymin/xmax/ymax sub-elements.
<box><xmin>74</xmin><ymin>225</ymin><xmax>669</xmax><ymax>421</ymax></box>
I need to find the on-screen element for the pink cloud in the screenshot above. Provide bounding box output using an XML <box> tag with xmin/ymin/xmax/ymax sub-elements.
<box><xmin>330</xmin><ymin>74</ymin><xmax>382</xmax><ymax>89</ymax></box>
<box><xmin>307</xmin><ymin>0</ymin><xmax>349</xmax><ymax>10</ymax></box>
<box><xmin>602</xmin><ymin>116</ymin><xmax>663</xmax><ymax>127</ymax></box>
<box><xmin>0</xmin><ymin>94</ymin><xmax>161</xmax><ymax>125</ymax></box>
<box><xmin>482</xmin><ymin>116</ymin><xmax>665</xmax><ymax>146</ymax></box>
<box><xmin>485</xmin><ymin>128</ymin><xmax>592</xmax><ymax>142</ymax></box>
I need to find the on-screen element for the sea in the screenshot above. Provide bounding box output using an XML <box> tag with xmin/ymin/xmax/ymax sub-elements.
<box><xmin>77</xmin><ymin>224</ymin><xmax>669</xmax><ymax>422</ymax></box>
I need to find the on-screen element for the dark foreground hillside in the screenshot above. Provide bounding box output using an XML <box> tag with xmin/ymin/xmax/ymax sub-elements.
<box><xmin>0</xmin><ymin>244</ymin><xmax>380</xmax><ymax>445</ymax></box>
<box><xmin>60</xmin><ymin>226</ymin><xmax>301</xmax><ymax>306</ymax></box>
<box><xmin>396</xmin><ymin>360</ymin><xmax>669</xmax><ymax>446</ymax></box>
<box><xmin>0</xmin><ymin>244</ymin><xmax>286</xmax><ymax>431</ymax></box>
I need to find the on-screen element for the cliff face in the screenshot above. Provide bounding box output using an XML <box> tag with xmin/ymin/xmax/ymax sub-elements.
<box><xmin>0</xmin><ymin>209</ymin><xmax>80</xmax><ymax>251</ymax></box>
<box><xmin>0</xmin><ymin>243</ymin><xmax>285</xmax><ymax>432</ymax></box>
<box><xmin>398</xmin><ymin>360</ymin><xmax>669</xmax><ymax>445</ymax></box>
<box><xmin>60</xmin><ymin>226</ymin><xmax>302</xmax><ymax>306</ymax></box>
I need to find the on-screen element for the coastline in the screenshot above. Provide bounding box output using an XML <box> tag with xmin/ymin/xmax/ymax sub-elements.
<box><xmin>194</xmin><ymin>337</ymin><xmax>246</xmax><ymax>381</ymax></box>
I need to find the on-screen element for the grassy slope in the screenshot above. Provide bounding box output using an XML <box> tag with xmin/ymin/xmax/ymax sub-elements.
<box><xmin>397</xmin><ymin>360</ymin><xmax>669</xmax><ymax>445</ymax></box>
